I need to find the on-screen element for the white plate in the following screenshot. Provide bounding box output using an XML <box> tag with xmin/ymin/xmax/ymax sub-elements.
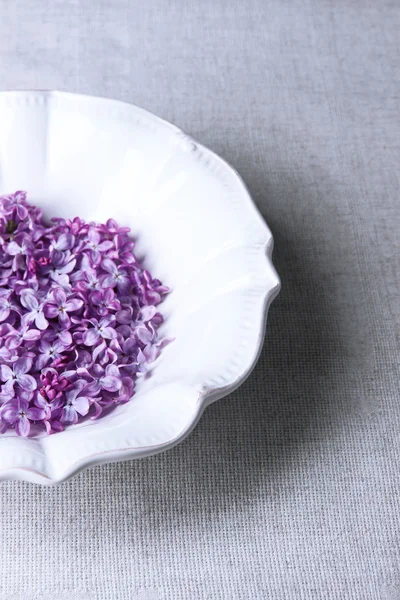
<box><xmin>0</xmin><ymin>91</ymin><xmax>280</xmax><ymax>484</ymax></box>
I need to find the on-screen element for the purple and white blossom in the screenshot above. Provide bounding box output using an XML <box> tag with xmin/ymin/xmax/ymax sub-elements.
<box><xmin>0</xmin><ymin>191</ymin><xmax>171</xmax><ymax>437</ymax></box>
<box><xmin>44</xmin><ymin>288</ymin><xmax>83</xmax><ymax>328</ymax></box>
<box><xmin>20</xmin><ymin>290</ymin><xmax>48</xmax><ymax>330</ymax></box>
<box><xmin>0</xmin><ymin>356</ymin><xmax>37</xmax><ymax>391</ymax></box>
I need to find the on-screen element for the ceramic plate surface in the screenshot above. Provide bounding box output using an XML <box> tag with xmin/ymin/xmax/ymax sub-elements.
<box><xmin>0</xmin><ymin>91</ymin><xmax>280</xmax><ymax>484</ymax></box>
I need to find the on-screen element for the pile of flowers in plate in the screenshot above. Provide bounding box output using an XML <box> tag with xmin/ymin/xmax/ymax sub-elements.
<box><xmin>0</xmin><ymin>191</ymin><xmax>170</xmax><ymax>436</ymax></box>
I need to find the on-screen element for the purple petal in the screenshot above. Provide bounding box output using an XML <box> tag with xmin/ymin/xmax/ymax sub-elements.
<box><xmin>116</xmin><ymin>309</ymin><xmax>132</xmax><ymax>325</ymax></box>
<box><xmin>58</xmin><ymin>330</ymin><xmax>73</xmax><ymax>346</ymax></box>
<box><xmin>16</xmin><ymin>416</ymin><xmax>30</xmax><ymax>437</ymax></box>
<box><xmin>60</xmin><ymin>259</ymin><xmax>76</xmax><ymax>274</ymax></box>
<box><xmin>6</xmin><ymin>242</ymin><xmax>22</xmax><ymax>256</ymax></box>
<box><xmin>35</xmin><ymin>312</ymin><xmax>49</xmax><ymax>331</ymax></box>
<box><xmin>50</xmin><ymin>272</ymin><xmax>70</xmax><ymax>287</ymax></box>
<box><xmin>0</xmin><ymin>308</ymin><xmax>10</xmax><ymax>322</ymax></box>
<box><xmin>4</xmin><ymin>379</ymin><xmax>15</xmax><ymax>392</ymax></box>
<box><xmin>73</xmin><ymin>396</ymin><xmax>90</xmax><ymax>416</ymax></box>
<box><xmin>92</xmin><ymin>363</ymin><xmax>104</xmax><ymax>377</ymax></box>
<box><xmin>65</xmin><ymin>386</ymin><xmax>80</xmax><ymax>403</ymax></box>
<box><xmin>39</xmin><ymin>339</ymin><xmax>51</xmax><ymax>353</ymax></box>
<box><xmin>103</xmin><ymin>288</ymin><xmax>115</xmax><ymax>302</ymax></box>
<box><xmin>144</xmin><ymin>344</ymin><xmax>159</xmax><ymax>363</ymax></box>
<box><xmin>56</xmin><ymin>233</ymin><xmax>75</xmax><ymax>251</ymax></box>
<box><xmin>16</xmin><ymin>204</ymin><xmax>28</xmax><ymax>220</ymax></box>
<box><xmin>84</xmin><ymin>380</ymin><xmax>101</xmax><ymax>396</ymax></box>
<box><xmin>140</xmin><ymin>305</ymin><xmax>157</xmax><ymax>322</ymax></box>
<box><xmin>82</xmin><ymin>329</ymin><xmax>100</xmax><ymax>346</ymax></box>
<box><xmin>106</xmin><ymin>364</ymin><xmax>119</xmax><ymax>378</ymax></box>
<box><xmin>21</xmin><ymin>313</ymin><xmax>35</xmax><ymax>328</ymax></box>
<box><xmin>58</xmin><ymin>311</ymin><xmax>71</xmax><ymax>328</ymax></box>
<box><xmin>101</xmin><ymin>275</ymin><xmax>116</xmax><ymax>288</ymax></box>
<box><xmin>100</xmin><ymin>375</ymin><xmax>122</xmax><ymax>392</ymax></box>
<box><xmin>6</xmin><ymin>334</ymin><xmax>22</xmax><ymax>349</ymax></box>
<box><xmin>35</xmin><ymin>311</ymin><xmax>49</xmax><ymax>330</ymax></box>
<box><xmin>98</xmin><ymin>240</ymin><xmax>113</xmax><ymax>252</ymax></box>
<box><xmin>23</xmin><ymin>329</ymin><xmax>41</xmax><ymax>342</ymax></box>
<box><xmin>26</xmin><ymin>407</ymin><xmax>46</xmax><ymax>421</ymax></box>
<box><xmin>117</xmin><ymin>276</ymin><xmax>131</xmax><ymax>294</ymax></box>
<box><xmin>100</xmin><ymin>316</ymin><xmax>115</xmax><ymax>327</ymax></box>
<box><xmin>61</xmin><ymin>405</ymin><xmax>78</xmax><ymax>424</ymax></box>
<box><xmin>51</xmin><ymin>340</ymin><xmax>65</xmax><ymax>354</ymax></box>
<box><xmin>14</xmin><ymin>356</ymin><xmax>33</xmax><ymax>375</ymax></box>
<box><xmin>102</xmin><ymin>258</ymin><xmax>118</xmax><ymax>276</ymax></box>
<box><xmin>101</xmin><ymin>327</ymin><xmax>117</xmax><ymax>340</ymax></box>
<box><xmin>17</xmin><ymin>392</ymin><xmax>33</xmax><ymax>405</ymax></box>
<box><xmin>92</xmin><ymin>340</ymin><xmax>106</xmax><ymax>362</ymax></box>
<box><xmin>0</xmin><ymin>364</ymin><xmax>13</xmax><ymax>381</ymax></box>
<box><xmin>87</xmin><ymin>228</ymin><xmax>100</xmax><ymax>245</ymax></box>
<box><xmin>1</xmin><ymin>405</ymin><xmax>18</xmax><ymax>422</ymax></box>
<box><xmin>91</xmin><ymin>401</ymin><xmax>103</xmax><ymax>419</ymax></box>
<box><xmin>35</xmin><ymin>354</ymin><xmax>51</xmax><ymax>370</ymax></box>
<box><xmin>64</xmin><ymin>298</ymin><xmax>83</xmax><ymax>312</ymax></box>
<box><xmin>34</xmin><ymin>395</ymin><xmax>49</xmax><ymax>410</ymax></box>
<box><xmin>136</xmin><ymin>325</ymin><xmax>153</xmax><ymax>345</ymax></box>
<box><xmin>44</xmin><ymin>305</ymin><xmax>59</xmax><ymax>318</ymax></box>
<box><xmin>18</xmin><ymin>374</ymin><xmax>37</xmax><ymax>391</ymax></box>
<box><xmin>45</xmin><ymin>420</ymin><xmax>64</xmax><ymax>434</ymax></box>
<box><xmin>52</xmin><ymin>287</ymin><xmax>66</xmax><ymax>306</ymax></box>
<box><xmin>116</xmin><ymin>325</ymin><xmax>132</xmax><ymax>338</ymax></box>
<box><xmin>20</xmin><ymin>290</ymin><xmax>38</xmax><ymax>311</ymax></box>
<box><xmin>76</xmin><ymin>349</ymin><xmax>92</xmax><ymax>367</ymax></box>
<box><xmin>90</xmin><ymin>290</ymin><xmax>102</xmax><ymax>305</ymax></box>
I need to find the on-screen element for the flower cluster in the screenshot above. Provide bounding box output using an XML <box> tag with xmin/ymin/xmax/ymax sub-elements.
<box><xmin>0</xmin><ymin>191</ymin><xmax>170</xmax><ymax>436</ymax></box>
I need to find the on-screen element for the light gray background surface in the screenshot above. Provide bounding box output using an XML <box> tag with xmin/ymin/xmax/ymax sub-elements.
<box><xmin>0</xmin><ymin>1</ymin><xmax>399</xmax><ymax>599</ymax></box>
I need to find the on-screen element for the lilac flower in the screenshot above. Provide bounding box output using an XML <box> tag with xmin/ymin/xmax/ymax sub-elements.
<box><xmin>142</xmin><ymin>271</ymin><xmax>169</xmax><ymax>304</ymax></box>
<box><xmin>107</xmin><ymin>235</ymin><xmax>135</xmax><ymax>264</ymax></box>
<box><xmin>35</xmin><ymin>339</ymin><xmax>68</xmax><ymax>370</ymax></box>
<box><xmin>38</xmin><ymin>369</ymin><xmax>70</xmax><ymax>402</ymax></box>
<box><xmin>1</xmin><ymin>191</ymin><xmax>29</xmax><ymax>220</ymax></box>
<box><xmin>136</xmin><ymin>347</ymin><xmax>153</xmax><ymax>376</ymax></box>
<box><xmin>101</xmin><ymin>259</ymin><xmax>130</xmax><ymax>292</ymax></box>
<box><xmin>0</xmin><ymin>293</ymin><xmax>21</xmax><ymax>322</ymax></box>
<box><xmin>20</xmin><ymin>289</ymin><xmax>48</xmax><ymax>330</ymax></box>
<box><xmin>47</xmin><ymin>254</ymin><xmax>77</xmax><ymax>287</ymax></box>
<box><xmin>0</xmin><ymin>345</ymin><xmax>18</xmax><ymax>363</ymax></box>
<box><xmin>90</xmin><ymin>395</ymin><xmax>114</xmax><ymax>420</ymax></box>
<box><xmin>49</xmin><ymin>233</ymin><xmax>75</xmax><ymax>252</ymax></box>
<box><xmin>5</xmin><ymin>322</ymin><xmax>41</xmax><ymax>349</ymax></box>
<box><xmin>90</xmin><ymin>364</ymin><xmax>122</xmax><ymax>393</ymax></box>
<box><xmin>119</xmin><ymin>376</ymin><xmax>135</xmax><ymax>402</ymax></box>
<box><xmin>71</xmin><ymin>255</ymin><xmax>101</xmax><ymax>291</ymax></box>
<box><xmin>82</xmin><ymin>316</ymin><xmax>117</xmax><ymax>346</ymax></box>
<box><xmin>84</xmin><ymin>228</ymin><xmax>114</xmax><ymax>264</ymax></box>
<box><xmin>135</xmin><ymin>323</ymin><xmax>155</xmax><ymax>345</ymax></box>
<box><xmin>90</xmin><ymin>288</ymin><xmax>120</xmax><ymax>316</ymax></box>
<box><xmin>110</xmin><ymin>337</ymin><xmax>138</xmax><ymax>372</ymax></box>
<box><xmin>136</xmin><ymin>338</ymin><xmax>173</xmax><ymax>376</ymax></box>
<box><xmin>44</xmin><ymin>287</ymin><xmax>83</xmax><ymax>327</ymax></box>
<box><xmin>41</xmin><ymin>326</ymin><xmax>73</xmax><ymax>347</ymax></box>
<box><xmin>61</xmin><ymin>381</ymin><xmax>90</xmax><ymax>424</ymax></box>
<box><xmin>2</xmin><ymin>398</ymin><xmax>45</xmax><ymax>437</ymax></box>
<box><xmin>0</xmin><ymin>356</ymin><xmax>37</xmax><ymax>391</ymax></box>
<box><xmin>6</xmin><ymin>234</ymin><xmax>32</xmax><ymax>271</ymax></box>
<box><xmin>96</xmin><ymin>218</ymin><xmax>130</xmax><ymax>236</ymax></box>
<box><xmin>63</xmin><ymin>216</ymin><xmax>89</xmax><ymax>236</ymax></box>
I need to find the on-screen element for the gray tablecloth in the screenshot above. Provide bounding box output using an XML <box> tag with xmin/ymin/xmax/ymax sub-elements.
<box><xmin>1</xmin><ymin>2</ymin><xmax>399</xmax><ymax>599</ymax></box>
